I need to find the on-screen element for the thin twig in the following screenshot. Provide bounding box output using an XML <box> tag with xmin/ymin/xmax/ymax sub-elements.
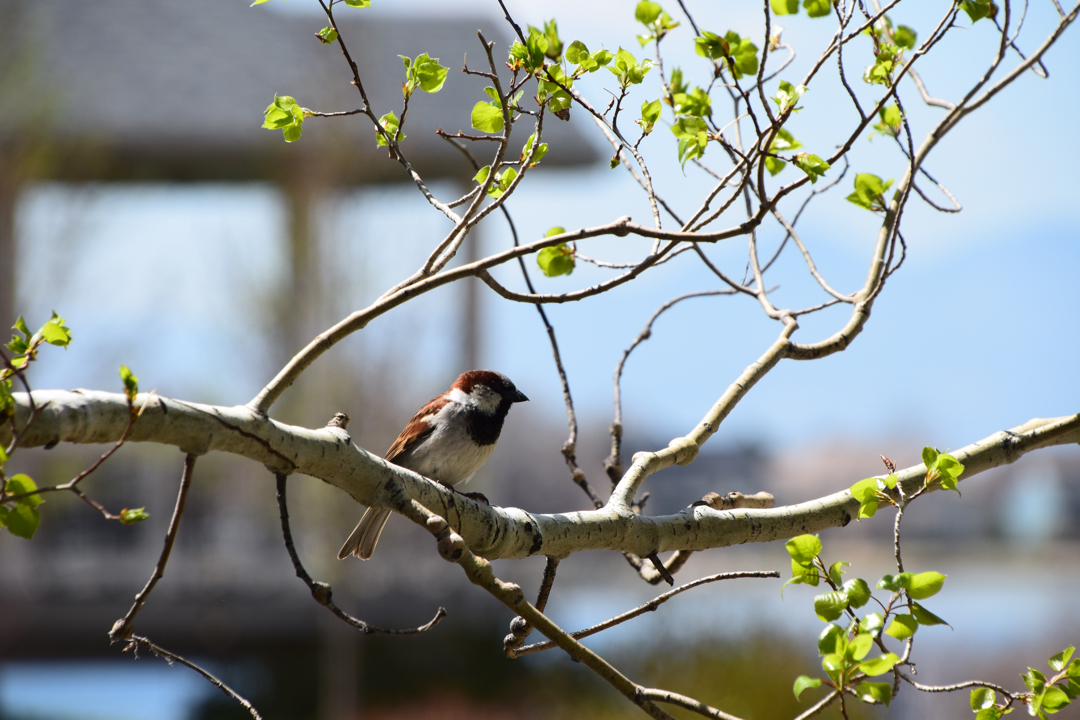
<box><xmin>511</xmin><ymin>571</ymin><xmax>778</xmax><ymax>657</ymax></box>
<box><xmin>110</xmin><ymin>453</ymin><xmax>197</xmax><ymax>641</ymax></box>
<box><xmin>275</xmin><ymin>472</ymin><xmax>447</xmax><ymax>634</ymax></box>
<box><xmin>124</xmin><ymin>634</ymin><xmax>263</xmax><ymax>720</ymax></box>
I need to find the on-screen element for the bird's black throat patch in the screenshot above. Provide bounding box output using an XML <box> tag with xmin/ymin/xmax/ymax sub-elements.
<box><xmin>465</xmin><ymin>399</ymin><xmax>513</xmax><ymax>446</ymax></box>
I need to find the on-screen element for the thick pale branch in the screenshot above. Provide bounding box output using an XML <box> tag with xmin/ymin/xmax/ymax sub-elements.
<box><xmin>8</xmin><ymin>391</ymin><xmax>1077</xmax><ymax>561</ymax></box>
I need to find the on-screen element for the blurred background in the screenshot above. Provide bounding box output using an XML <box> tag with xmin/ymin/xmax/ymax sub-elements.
<box><xmin>1</xmin><ymin>0</ymin><xmax>1078</xmax><ymax>718</ymax></box>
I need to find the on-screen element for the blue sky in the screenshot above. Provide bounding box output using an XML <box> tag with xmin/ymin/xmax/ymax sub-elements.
<box><xmin>17</xmin><ymin>0</ymin><xmax>1079</xmax><ymax>457</ymax></box>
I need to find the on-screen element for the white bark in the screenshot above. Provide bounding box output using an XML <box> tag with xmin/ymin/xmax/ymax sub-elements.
<box><xmin>7</xmin><ymin>390</ymin><xmax>1078</xmax><ymax>560</ymax></box>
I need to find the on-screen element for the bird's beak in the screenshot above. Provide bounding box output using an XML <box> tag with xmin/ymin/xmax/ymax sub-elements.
<box><xmin>510</xmin><ymin>389</ymin><xmax>529</xmax><ymax>403</ymax></box>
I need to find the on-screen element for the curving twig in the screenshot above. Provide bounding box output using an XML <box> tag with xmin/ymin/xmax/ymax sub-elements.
<box><xmin>275</xmin><ymin>469</ymin><xmax>446</xmax><ymax>635</ymax></box>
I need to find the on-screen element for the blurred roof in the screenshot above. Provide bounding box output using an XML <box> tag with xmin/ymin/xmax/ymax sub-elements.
<box><xmin>1</xmin><ymin>0</ymin><xmax>597</xmax><ymax>183</ymax></box>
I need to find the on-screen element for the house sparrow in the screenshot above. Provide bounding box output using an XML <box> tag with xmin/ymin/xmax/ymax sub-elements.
<box><xmin>337</xmin><ymin>370</ymin><xmax>528</xmax><ymax>560</ymax></box>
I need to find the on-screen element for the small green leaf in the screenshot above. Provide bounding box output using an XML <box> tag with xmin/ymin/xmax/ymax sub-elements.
<box><xmin>859</xmin><ymin>653</ymin><xmax>899</xmax><ymax>676</ymax></box>
<box><xmin>846</xmin><ymin>173</ymin><xmax>893</xmax><ymax>210</ymax></box>
<box><xmin>911</xmin><ymin>601</ymin><xmax>950</xmax><ymax>627</ymax></box>
<box><xmin>906</xmin><ymin>571</ymin><xmax>946</xmax><ymax>600</ymax></box>
<box><xmin>793</xmin><ymin>675</ymin><xmax>822</xmax><ymax>700</ymax></box>
<box><xmin>41</xmin><ymin>313</ymin><xmax>72</xmax><ymax>347</ymax></box>
<box><xmin>860</xmin><ymin>613</ymin><xmax>885</xmax><ymax>637</ymax></box>
<box><xmin>473</xmin><ymin>165</ymin><xmax>491</xmax><ymax>185</ymax></box>
<box><xmin>566</xmin><ymin>40</ymin><xmax>590</xmax><ymax>65</ymax></box>
<box><xmin>803</xmin><ymin>0</ymin><xmax>831</xmax><ymax>17</ymax></box>
<box><xmin>855</xmin><ymin>681</ymin><xmax>892</xmax><ymax>706</ymax></box>
<box><xmin>471</xmin><ymin>101</ymin><xmax>504</xmax><ymax>134</ymax></box>
<box><xmin>844</xmin><ymin>578</ymin><xmax>872</xmax><ymax>608</ymax></box>
<box><xmin>2</xmin><ymin>503</ymin><xmax>41</xmax><ymax>539</ymax></box>
<box><xmin>537</xmin><ymin>243</ymin><xmax>575</xmax><ymax>277</ymax></box>
<box><xmin>793</xmin><ymin>153</ymin><xmax>830</xmax><ymax>183</ymax></box>
<box><xmin>970</xmin><ymin>687</ymin><xmax>996</xmax><ymax>710</ymax></box>
<box><xmin>877</xmin><ymin>574</ymin><xmax>900</xmax><ymax>592</ymax></box>
<box><xmin>263</xmin><ymin>95</ymin><xmax>305</xmax><ymax>143</ymax></box>
<box><xmin>120</xmin><ymin>507</ymin><xmax>150</xmax><ymax>525</ymax></box>
<box><xmin>771</xmin><ymin>0</ymin><xmax>800</xmax><ymax>15</ymax></box>
<box><xmin>894</xmin><ymin>25</ymin><xmax>916</xmax><ymax>49</ymax></box>
<box><xmin>316</xmin><ymin>26</ymin><xmax>338</xmax><ymax>44</ymax></box>
<box><xmin>6</xmin><ymin>474</ymin><xmax>43</xmax><ymax>507</ymax></box>
<box><xmin>119</xmin><ymin>365</ymin><xmax>139</xmax><ymax>403</ymax></box>
<box><xmin>814</xmin><ymin>591</ymin><xmax>848</xmax><ymax>622</ymax></box>
<box><xmin>342</xmin><ymin>0</ymin><xmax>371</xmax><ymax>7</ymax></box>
<box><xmin>821</xmin><ymin>653</ymin><xmax>844</xmax><ymax>684</ymax></box>
<box><xmin>818</xmin><ymin>624</ymin><xmax>844</xmax><ymax>655</ymax></box>
<box><xmin>521</xmin><ymin>134</ymin><xmax>549</xmax><ymax>166</ymax></box>
<box><xmin>772</xmin><ymin>80</ymin><xmax>806</xmax><ymax>113</ymax></box>
<box><xmin>635</xmin><ymin>1</ymin><xmax>662</xmax><ymax>24</ymax></box>
<box><xmin>846</xmin><ymin>633</ymin><xmax>873</xmax><ymax>662</ymax></box>
<box><xmin>375</xmin><ymin>111</ymin><xmax>403</xmax><ymax>148</ymax></box>
<box><xmin>1043</xmin><ymin>686</ymin><xmax>1070</xmax><ymax>712</ymax></box>
<box><xmin>828</xmin><ymin>561</ymin><xmax>849</xmax><ymax>586</ymax></box>
<box><xmin>1024</xmin><ymin>668</ymin><xmax>1048</xmax><ymax>693</ymax></box>
<box><xmin>1050</xmin><ymin>648</ymin><xmax>1076</xmax><ymax>672</ymax></box>
<box><xmin>960</xmin><ymin>0</ymin><xmax>994</xmax><ymax>22</ymax></box>
<box><xmin>638</xmin><ymin>99</ymin><xmax>662</xmax><ymax>134</ymax></box>
<box><xmin>786</xmin><ymin>534</ymin><xmax>822</xmax><ymax>563</ymax></box>
<box><xmin>884</xmin><ymin>614</ymin><xmax>918</xmax><ymax>640</ymax></box>
<box><xmin>974</xmin><ymin>708</ymin><xmax>1007</xmax><ymax>720</ymax></box>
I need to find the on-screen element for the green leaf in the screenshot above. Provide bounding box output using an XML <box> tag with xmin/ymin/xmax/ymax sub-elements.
<box><xmin>877</xmin><ymin>574</ymin><xmax>900</xmax><ymax>592</ymax></box>
<box><xmin>786</xmin><ymin>534</ymin><xmax>822</xmax><ymax>563</ymax></box>
<box><xmin>846</xmin><ymin>173</ymin><xmax>893</xmax><ymax>210</ymax></box>
<box><xmin>772</xmin><ymin>80</ymin><xmax>806</xmax><ymax>113</ymax></box>
<box><xmin>263</xmin><ymin>95</ymin><xmax>305</xmax><ymax>143</ymax></box>
<box><xmin>606</xmin><ymin>47</ymin><xmax>653</xmax><ymax>87</ymax></box>
<box><xmin>6</xmin><ymin>474</ymin><xmax>42</xmax><ymax>508</ymax></box>
<box><xmin>566</xmin><ymin>40</ymin><xmax>590</xmax><ymax>65</ymax></box>
<box><xmin>1042</xmin><ymin>687</ymin><xmax>1070</xmax><ymax>712</ymax></box>
<box><xmin>818</xmin><ymin>624</ymin><xmax>844</xmax><ymax>655</ymax></box>
<box><xmin>911</xmin><ymin>601</ymin><xmax>950</xmax><ymax>627</ymax></box>
<box><xmin>785</xmin><ymin>557</ymin><xmax>820</xmax><ymax>589</ymax></box>
<box><xmin>859</xmin><ymin>652</ymin><xmax>899</xmax><ymax>676</ymax></box>
<box><xmin>638</xmin><ymin>99</ymin><xmax>662</xmax><ymax>134</ymax></box>
<box><xmin>793</xmin><ymin>675</ymin><xmax>822</xmax><ymax>700</ymax></box>
<box><xmin>821</xmin><ymin>653</ymin><xmax>844</xmax><ymax>684</ymax></box>
<box><xmin>405</xmin><ymin>53</ymin><xmax>449</xmax><ymax>94</ymax></box>
<box><xmin>1024</xmin><ymin>668</ymin><xmax>1048</xmax><ymax>693</ymax></box>
<box><xmin>860</xmin><ymin>613</ymin><xmax>885</xmax><ymax>637</ymax></box>
<box><xmin>2</xmin><ymin>502</ymin><xmax>41</xmax><ymax>539</ymax></box>
<box><xmin>120</xmin><ymin>507</ymin><xmax>150</xmax><ymax>525</ymax></box>
<box><xmin>316</xmin><ymin>26</ymin><xmax>338</xmax><ymax>44</ymax></box>
<box><xmin>471</xmin><ymin>101</ymin><xmax>504</xmax><ymax>134</ymax></box>
<box><xmin>541</xmin><ymin>19</ymin><xmax>563</xmax><ymax>60</ymax></box>
<box><xmin>635</xmin><ymin>1</ymin><xmax>662</xmax><ymax>24</ymax></box>
<box><xmin>41</xmin><ymin>313</ymin><xmax>72</xmax><ymax>347</ymax></box>
<box><xmin>119</xmin><ymin>365</ymin><xmax>139</xmax><ymax>403</ymax></box>
<box><xmin>694</xmin><ymin>30</ymin><xmax>728</xmax><ymax>60</ymax></box>
<box><xmin>971</xmin><ymin>687</ymin><xmax>997</xmax><ymax>710</ymax></box>
<box><xmin>870</xmin><ymin>104</ymin><xmax>902</xmax><ymax>140</ymax></box>
<box><xmin>975</xmin><ymin>708</ymin><xmax>1007</xmax><ymax>720</ymax></box>
<box><xmin>803</xmin><ymin>0</ymin><xmax>832</xmax><ymax>18</ymax></box>
<box><xmin>906</xmin><ymin>571</ymin><xmax>946</xmax><ymax>600</ymax></box>
<box><xmin>828</xmin><ymin>561</ymin><xmax>848</xmax><ymax>586</ymax></box>
<box><xmin>894</xmin><ymin>25</ymin><xmax>916</xmax><ymax>49</ymax></box>
<box><xmin>13</xmin><ymin>316</ymin><xmax>30</xmax><ymax>338</ymax></box>
<box><xmin>846</xmin><ymin>633</ymin><xmax>874</xmax><ymax>662</ymax></box>
<box><xmin>722</xmin><ymin>31</ymin><xmax>758</xmax><ymax>78</ymax></box>
<box><xmin>473</xmin><ymin>165</ymin><xmax>491</xmax><ymax>185</ymax></box>
<box><xmin>814</xmin><ymin>591</ymin><xmax>848</xmax><ymax>622</ymax></box>
<box><xmin>793</xmin><ymin>153</ymin><xmax>830</xmax><ymax>184</ymax></box>
<box><xmin>960</xmin><ymin>0</ymin><xmax>994</xmax><ymax>22</ymax></box>
<box><xmin>771</xmin><ymin>0</ymin><xmax>800</xmax><ymax>15</ymax></box>
<box><xmin>537</xmin><ymin>243</ymin><xmax>575</xmax><ymax>277</ymax></box>
<box><xmin>670</xmin><ymin>116</ymin><xmax>709</xmax><ymax>166</ymax></box>
<box><xmin>884</xmin><ymin>614</ymin><xmax>918</xmax><ymax>640</ymax></box>
<box><xmin>844</xmin><ymin>578</ymin><xmax>872</xmax><ymax>608</ymax></box>
<box><xmin>342</xmin><ymin>0</ymin><xmax>371</xmax><ymax>7</ymax></box>
<box><xmin>520</xmin><ymin>134</ymin><xmax>549</xmax><ymax>166</ymax></box>
<box><xmin>671</xmin><ymin>86</ymin><xmax>712</xmax><ymax>118</ymax></box>
<box><xmin>765</xmin><ymin>156</ymin><xmax>787</xmax><ymax>176</ymax></box>
<box><xmin>855</xmin><ymin>681</ymin><xmax>892</xmax><ymax>706</ymax></box>
<box><xmin>375</xmin><ymin>111</ymin><xmax>403</xmax><ymax>148</ymax></box>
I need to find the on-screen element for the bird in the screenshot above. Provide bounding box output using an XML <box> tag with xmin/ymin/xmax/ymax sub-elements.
<box><xmin>337</xmin><ymin>370</ymin><xmax>528</xmax><ymax>560</ymax></box>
